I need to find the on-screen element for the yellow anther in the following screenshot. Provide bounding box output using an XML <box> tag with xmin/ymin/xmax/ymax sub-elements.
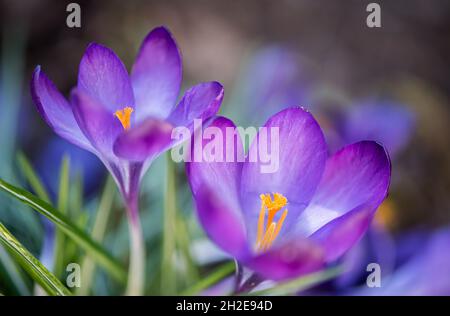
<box><xmin>114</xmin><ymin>106</ymin><xmax>134</xmax><ymax>130</ymax></box>
<box><xmin>255</xmin><ymin>193</ymin><xmax>288</xmax><ymax>252</ymax></box>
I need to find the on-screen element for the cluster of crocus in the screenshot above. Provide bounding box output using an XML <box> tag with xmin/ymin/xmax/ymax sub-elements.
<box><xmin>187</xmin><ymin>107</ymin><xmax>391</xmax><ymax>283</ymax></box>
<box><xmin>31</xmin><ymin>26</ymin><xmax>224</xmax><ymax>295</ymax></box>
<box><xmin>31</xmin><ymin>25</ymin><xmax>393</xmax><ymax>294</ymax></box>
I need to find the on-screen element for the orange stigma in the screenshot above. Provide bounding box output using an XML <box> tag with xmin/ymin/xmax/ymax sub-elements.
<box><xmin>114</xmin><ymin>106</ymin><xmax>134</xmax><ymax>130</ymax></box>
<box><xmin>256</xmin><ymin>193</ymin><xmax>288</xmax><ymax>252</ymax></box>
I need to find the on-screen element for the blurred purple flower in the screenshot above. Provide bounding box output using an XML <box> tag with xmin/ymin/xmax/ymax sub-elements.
<box><xmin>229</xmin><ymin>46</ymin><xmax>414</xmax><ymax>159</ymax></box>
<box><xmin>226</xmin><ymin>46</ymin><xmax>311</xmax><ymax>126</ymax></box>
<box><xmin>339</xmin><ymin>101</ymin><xmax>415</xmax><ymax>157</ymax></box>
<box><xmin>354</xmin><ymin>228</ymin><xmax>450</xmax><ymax>295</ymax></box>
<box><xmin>187</xmin><ymin>107</ymin><xmax>391</xmax><ymax>282</ymax></box>
<box><xmin>334</xmin><ymin>224</ymin><xmax>395</xmax><ymax>290</ymax></box>
<box><xmin>30</xmin><ymin>26</ymin><xmax>224</xmax><ymax>294</ymax></box>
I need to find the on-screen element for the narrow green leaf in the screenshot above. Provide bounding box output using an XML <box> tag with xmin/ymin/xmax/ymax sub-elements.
<box><xmin>248</xmin><ymin>266</ymin><xmax>343</xmax><ymax>296</ymax></box>
<box><xmin>180</xmin><ymin>261</ymin><xmax>236</xmax><ymax>296</ymax></box>
<box><xmin>0</xmin><ymin>245</ymin><xmax>30</xmax><ymax>295</ymax></box>
<box><xmin>0</xmin><ymin>178</ymin><xmax>127</xmax><ymax>284</ymax></box>
<box><xmin>76</xmin><ymin>177</ymin><xmax>115</xmax><ymax>296</ymax></box>
<box><xmin>70</xmin><ymin>173</ymin><xmax>84</xmax><ymax>220</ymax></box>
<box><xmin>53</xmin><ymin>155</ymin><xmax>70</xmax><ymax>278</ymax></box>
<box><xmin>64</xmin><ymin>174</ymin><xmax>85</xmax><ymax>266</ymax></box>
<box><xmin>0</xmin><ymin>222</ymin><xmax>71</xmax><ymax>296</ymax></box>
<box><xmin>17</xmin><ymin>152</ymin><xmax>50</xmax><ymax>202</ymax></box>
<box><xmin>161</xmin><ymin>155</ymin><xmax>178</xmax><ymax>294</ymax></box>
<box><xmin>175</xmin><ymin>215</ymin><xmax>199</xmax><ymax>285</ymax></box>
<box><xmin>15</xmin><ymin>152</ymin><xmax>52</xmax><ymax>295</ymax></box>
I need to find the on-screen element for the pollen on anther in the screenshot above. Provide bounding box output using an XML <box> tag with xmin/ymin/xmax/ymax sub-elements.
<box><xmin>255</xmin><ymin>192</ymin><xmax>288</xmax><ymax>252</ymax></box>
<box><xmin>114</xmin><ymin>106</ymin><xmax>134</xmax><ymax>130</ymax></box>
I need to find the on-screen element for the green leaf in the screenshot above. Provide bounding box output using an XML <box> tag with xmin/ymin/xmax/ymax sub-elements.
<box><xmin>53</xmin><ymin>155</ymin><xmax>70</xmax><ymax>278</ymax></box>
<box><xmin>175</xmin><ymin>215</ymin><xmax>199</xmax><ymax>286</ymax></box>
<box><xmin>0</xmin><ymin>222</ymin><xmax>71</xmax><ymax>296</ymax></box>
<box><xmin>181</xmin><ymin>261</ymin><xmax>236</xmax><ymax>296</ymax></box>
<box><xmin>76</xmin><ymin>177</ymin><xmax>115</xmax><ymax>296</ymax></box>
<box><xmin>17</xmin><ymin>152</ymin><xmax>50</xmax><ymax>202</ymax></box>
<box><xmin>0</xmin><ymin>178</ymin><xmax>127</xmax><ymax>284</ymax></box>
<box><xmin>64</xmin><ymin>174</ymin><xmax>86</xmax><ymax>265</ymax></box>
<box><xmin>0</xmin><ymin>245</ymin><xmax>31</xmax><ymax>295</ymax></box>
<box><xmin>161</xmin><ymin>155</ymin><xmax>177</xmax><ymax>294</ymax></box>
<box><xmin>69</xmin><ymin>173</ymin><xmax>84</xmax><ymax>220</ymax></box>
<box><xmin>248</xmin><ymin>266</ymin><xmax>343</xmax><ymax>296</ymax></box>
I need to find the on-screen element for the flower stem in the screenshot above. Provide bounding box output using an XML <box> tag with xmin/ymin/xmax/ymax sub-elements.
<box><xmin>123</xmin><ymin>163</ymin><xmax>145</xmax><ymax>296</ymax></box>
<box><xmin>125</xmin><ymin>198</ymin><xmax>145</xmax><ymax>296</ymax></box>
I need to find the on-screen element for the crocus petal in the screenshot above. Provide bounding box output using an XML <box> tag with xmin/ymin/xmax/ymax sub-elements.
<box><xmin>295</xmin><ymin>141</ymin><xmax>391</xmax><ymax>238</ymax></box>
<box><xmin>167</xmin><ymin>81</ymin><xmax>224</xmax><ymax>127</ymax></box>
<box><xmin>240</xmin><ymin>107</ymin><xmax>328</xmax><ymax>241</ymax></box>
<box><xmin>113</xmin><ymin>118</ymin><xmax>174</xmax><ymax>162</ymax></box>
<box><xmin>31</xmin><ymin>66</ymin><xmax>93</xmax><ymax>151</ymax></box>
<box><xmin>71</xmin><ymin>89</ymin><xmax>123</xmax><ymax>159</ymax></box>
<box><xmin>245</xmin><ymin>238</ymin><xmax>324</xmax><ymax>281</ymax></box>
<box><xmin>131</xmin><ymin>26</ymin><xmax>182</xmax><ymax>120</ymax></box>
<box><xmin>78</xmin><ymin>43</ymin><xmax>134</xmax><ymax>111</ymax></box>
<box><xmin>186</xmin><ymin>116</ymin><xmax>245</xmax><ymax>226</ymax></box>
<box><xmin>309</xmin><ymin>203</ymin><xmax>375</xmax><ymax>262</ymax></box>
<box><xmin>192</xmin><ymin>186</ymin><xmax>249</xmax><ymax>259</ymax></box>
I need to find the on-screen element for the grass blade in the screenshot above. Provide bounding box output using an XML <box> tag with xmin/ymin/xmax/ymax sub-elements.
<box><xmin>248</xmin><ymin>266</ymin><xmax>343</xmax><ymax>296</ymax></box>
<box><xmin>0</xmin><ymin>178</ymin><xmax>126</xmax><ymax>284</ymax></box>
<box><xmin>181</xmin><ymin>261</ymin><xmax>235</xmax><ymax>296</ymax></box>
<box><xmin>53</xmin><ymin>155</ymin><xmax>70</xmax><ymax>278</ymax></box>
<box><xmin>175</xmin><ymin>215</ymin><xmax>199</xmax><ymax>286</ymax></box>
<box><xmin>0</xmin><ymin>222</ymin><xmax>71</xmax><ymax>296</ymax></box>
<box><xmin>76</xmin><ymin>177</ymin><xmax>115</xmax><ymax>295</ymax></box>
<box><xmin>0</xmin><ymin>245</ymin><xmax>31</xmax><ymax>295</ymax></box>
<box><xmin>161</xmin><ymin>155</ymin><xmax>177</xmax><ymax>294</ymax></box>
<box><xmin>17</xmin><ymin>152</ymin><xmax>50</xmax><ymax>202</ymax></box>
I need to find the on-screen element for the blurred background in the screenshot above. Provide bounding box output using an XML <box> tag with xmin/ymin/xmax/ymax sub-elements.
<box><xmin>0</xmin><ymin>0</ymin><xmax>449</xmax><ymax>295</ymax></box>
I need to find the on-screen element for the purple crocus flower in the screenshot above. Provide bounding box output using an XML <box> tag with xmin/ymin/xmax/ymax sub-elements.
<box><xmin>353</xmin><ymin>228</ymin><xmax>450</xmax><ymax>296</ymax></box>
<box><xmin>340</xmin><ymin>101</ymin><xmax>415</xmax><ymax>157</ymax></box>
<box><xmin>225</xmin><ymin>45</ymin><xmax>311</xmax><ymax>127</ymax></box>
<box><xmin>187</xmin><ymin>107</ymin><xmax>391</xmax><ymax>285</ymax></box>
<box><xmin>30</xmin><ymin>26</ymin><xmax>224</xmax><ymax>294</ymax></box>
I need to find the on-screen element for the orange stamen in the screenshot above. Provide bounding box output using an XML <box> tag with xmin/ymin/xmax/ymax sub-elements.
<box><xmin>256</xmin><ymin>195</ymin><xmax>267</xmax><ymax>248</ymax></box>
<box><xmin>255</xmin><ymin>193</ymin><xmax>288</xmax><ymax>252</ymax></box>
<box><xmin>266</xmin><ymin>209</ymin><xmax>288</xmax><ymax>249</ymax></box>
<box><xmin>259</xmin><ymin>222</ymin><xmax>276</xmax><ymax>251</ymax></box>
<box><xmin>114</xmin><ymin>106</ymin><xmax>134</xmax><ymax>130</ymax></box>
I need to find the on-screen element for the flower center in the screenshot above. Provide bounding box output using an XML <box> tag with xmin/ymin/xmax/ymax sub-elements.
<box><xmin>114</xmin><ymin>106</ymin><xmax>134</xmax><ymax>130</ymax></box>
<box><xmin>255</xmin><ymin>192</ymin><xmax>288</xmax><ymax>252</ymax></box>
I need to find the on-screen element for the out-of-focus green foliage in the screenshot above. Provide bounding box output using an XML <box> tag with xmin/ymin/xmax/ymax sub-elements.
<box><xmin>0</xmin><ymin>222</ymin><xmax>71</xmax><ymax>296</ymax></box>
<box><xmin>0</xmin><ymin>178</ymin><xmax>126</xmax><ymax>284</ymax></box>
